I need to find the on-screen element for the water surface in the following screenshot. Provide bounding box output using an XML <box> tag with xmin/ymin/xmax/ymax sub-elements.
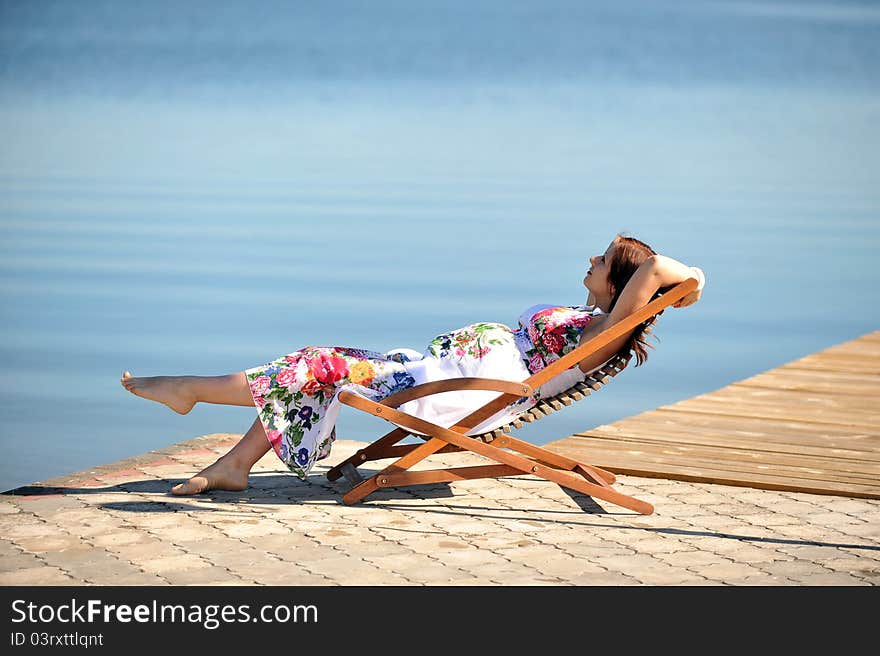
<box><xmin>1</xmin><ymin>1</ymin><xmax>878</xmax><ymax>491</ymax></box>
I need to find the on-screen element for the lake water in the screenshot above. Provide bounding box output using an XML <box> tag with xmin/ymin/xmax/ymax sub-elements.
<box><xmin>1</xmin><ymin>0</ymin><xmax>878</xmax><ymax>492</ymax></box>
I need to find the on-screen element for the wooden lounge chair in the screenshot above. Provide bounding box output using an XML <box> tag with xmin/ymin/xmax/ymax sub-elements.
<box><xmin>327</xmin><ymin>278</ymin><xmax>698</xmax><ymax>515</ymax></box>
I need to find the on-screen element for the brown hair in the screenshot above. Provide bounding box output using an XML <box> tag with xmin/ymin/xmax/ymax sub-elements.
<box><xmin>606</xmin><ymin>234</ymin><xmax>669</xmax><ymax>366</ymax></box>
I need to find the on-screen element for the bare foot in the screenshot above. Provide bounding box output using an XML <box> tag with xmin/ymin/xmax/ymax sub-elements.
<box><xmin>171</xmin><ymin>456</ymin><xmax>249</xmax><ymax>495</ymax></box>
<box><xmin>120</xmin><ymin>371</ymin><xmax>197</xmax><ymax>415</ymax></box>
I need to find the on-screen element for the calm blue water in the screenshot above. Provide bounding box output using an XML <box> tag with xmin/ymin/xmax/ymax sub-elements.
<box><xmin>1</xmin><ymin>0</ymin><xmax>878</xmax><ymax>492</ymax></box>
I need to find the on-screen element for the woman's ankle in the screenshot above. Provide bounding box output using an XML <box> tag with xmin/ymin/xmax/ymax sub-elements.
<box><xmin>216</xmin><ymin>452</ymin><xmax>254</xmax><ymax>474</ymax></box>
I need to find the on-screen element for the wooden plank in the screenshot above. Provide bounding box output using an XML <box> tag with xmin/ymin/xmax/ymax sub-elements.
<box><xmin>796</xmin><ymin>347</ymin><xmax>880</xmax><ymax>360</ymax></box>
<box><xmin>828</xmin><ymin>343</ymin><xmax>880</xmax><ymax>356</ymax></box>
<box><xmin>567</xmin><ymin>436</ymin><xmax>880</xmax><ymax>480</ymax></box>
<box><xmin>547</xmin><ymin>330</ymin><xmax>880</xmax><ymax>499</ymax></box>
<box><xmin>549</xmin><ymin>441</ymin><xmax>880</xmax><ymax>497</ymax></box>
<box><xmin>792</xmin><ymin>348</ymin><xmax>880</xmax><ymax>362</ymax></box>
<box><xmin>673</xmin><ymin>388</ymin><xmax>880</xmax><ymax>420</ymax></box>
<box><xmin>787</xmin><ymin>346</ymin><xmax>879</xmax><ymax>365</ymax></box>
<box><xmin>820</xmin><ymin>338</ymin><xmax>880</xmax><ymax>354</ymax></box>
<box><xmin>553</xmin><ymin>444</ymin><xmax>879</xmax><ymax>492</ymax></box>
<box><xmin>785</xmin><ymin>363</ymin><xmax>880</xmax><ymax>378</ymax></box>
<box><xmin>561</xmin><ymin>461</ymin><xmax>879</xmax><ymax>499</ymax></box>
<box><xmin>823</xmin><ymin>339</ymin><xmax>880</xmax><ymax>356</ymax></box>
<box><xmin>704</xmin><ymin>380</ymin><xmax>877</xmax><ymax>402</ymax></box>
<box><xmin>662</xmin><ymin>388</ymin><xmax>880</xmax><ymax>428</ymax></box>
<box><xmin>614</xmin><ymin>406</ymin><xmax>880</xmax><ymax>439</ymax></box>
<box><xmin>654</xmin><ymin>404</ymin><xmax>879</xmax><ymax>433</ymax></box>
<box><xmin>767</xmin><ymin>367</ymin><xmax>880</xmax><ymax>385</ymax></box>
<box><xmin>796</xmin><ymin>347</ymin><xmax>880</xmax><ymax>359</ymax></box>
<box><xmin>719</xmin><ymin>380</ymin><xmax>877</xmax><ymax>411</ymax></box>
<box><xmin>737</xmin><ymin>376</ymin><xmax>878</xmax><ymax>397</ymax></box>
<box><xmin>567</xmin><ymin>433</ymin><xmax>879</xmax><ymax>474</ymax></box>
<box><xmin>579</xmin><ymin>424</ymin><xmax>880</xmax><ymax>461</ymax></box>
<box><xmin>604</xmin><ymin>410</ymin><xmax>880</xmax><ymax>447</ymax></box>
<box><xmin>784</xmin><ymin>358</ymin><xmax>880</xmax><ymax>375</ymax></box>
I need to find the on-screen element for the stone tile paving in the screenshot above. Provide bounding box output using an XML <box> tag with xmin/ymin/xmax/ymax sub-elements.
<box><xmin>0</xmin><ymin>434</ymin><xmax>877</xmax><ymax>586</ymax></box>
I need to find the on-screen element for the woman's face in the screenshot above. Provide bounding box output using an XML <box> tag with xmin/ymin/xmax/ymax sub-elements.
<box><xmin>583</xmin><ymin>242</ymin><xmax>615</xmax><ymax>299</ymax></box>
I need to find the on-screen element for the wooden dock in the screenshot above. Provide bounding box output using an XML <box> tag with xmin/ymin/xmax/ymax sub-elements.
<box><xmin>548</xmin><ymin>330</ymin><xmax>880</xmax><ymax>499</ymax></box>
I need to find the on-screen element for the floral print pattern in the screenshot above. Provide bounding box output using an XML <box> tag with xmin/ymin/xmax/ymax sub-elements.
<box><xmin>245</xmin><ymin>306</ymin><xmax>597</xmax><ymax>479</ymax></box>
<box><xmin>520</xmin><ymin>306</ymin><xmax>595</xmax><ymax>374</ymax></box>
<box><xmin>428</xmin><ymin>322</ymin><xmax>516</xmax><ymax>361</ymax></box>
<box><xmin>245</xmin><ymin>346</ymin><xmax>415</xmax><ymax>478</ymax></box>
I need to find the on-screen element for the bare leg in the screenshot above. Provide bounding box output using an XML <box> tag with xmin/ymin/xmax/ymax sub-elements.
<box><xmin>120</xmin><ymin>371</ymin><xmax>254</xmax><ymax>413</ymax></box>
<box><xmin>120</xmin><ymin>370</ymin><xmax>272</xmax><ymax>494</ymax></box>
<box><xmin>171</xmin><ymin>417</ymin><xmax>272</xmax><ymax>495</ymax></box>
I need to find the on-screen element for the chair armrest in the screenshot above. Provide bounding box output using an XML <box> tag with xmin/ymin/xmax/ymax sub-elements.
<box><xmin>340</xmin><ymin>377</ymin><xmax>533</xmax><ymax>411</ymax></box>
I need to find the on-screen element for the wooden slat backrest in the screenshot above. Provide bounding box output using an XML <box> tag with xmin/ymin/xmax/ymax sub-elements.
<box><xmin>474</xmin><ymin>351</ymin><xmax>633</xmax><ymax>442</ymax></box>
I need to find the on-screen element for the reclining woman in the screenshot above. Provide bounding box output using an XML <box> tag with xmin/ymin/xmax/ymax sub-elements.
<box><xmin>121</xmin><ymin>233</ymin><xmax>705</xmax><ymax>496</ymax></box>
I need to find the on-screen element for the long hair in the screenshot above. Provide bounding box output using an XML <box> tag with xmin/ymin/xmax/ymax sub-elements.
<box><xmin>606</xmin><ymin>234</ymin><xmax>669</xmax><ymax>366</ymax></box>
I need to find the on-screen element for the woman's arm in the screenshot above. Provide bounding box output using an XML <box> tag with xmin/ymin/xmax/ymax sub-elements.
<box><xmin>576</xmin><ymin>255</ymin><xmax>703</xmax><ymax>373</ymax></box>
<box><xmin>609</xmin><ymin>255</ymin><xmax>703</xmax><ymax>321</ymax></box>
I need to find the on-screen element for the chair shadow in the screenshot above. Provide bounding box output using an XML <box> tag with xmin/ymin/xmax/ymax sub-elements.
<box><xmin>5</xmin><ymin>474</ymin><xmax>878</xmax><ymax>552</ymax></box>
<box><xmin>3</xmin><ymin>469</ymin><xmax>456</xmax><ymax>506</ymax></box>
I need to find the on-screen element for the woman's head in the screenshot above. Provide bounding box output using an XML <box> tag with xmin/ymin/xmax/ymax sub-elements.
<box><xmin>584</xmin><ymin>234</ymin><xmax>656</xmax><ymax>311</ymax></box>
<box><xmin>584</xmin><ymin>233</ymin><xmax>661</xmax><ymax>365</ymax></box>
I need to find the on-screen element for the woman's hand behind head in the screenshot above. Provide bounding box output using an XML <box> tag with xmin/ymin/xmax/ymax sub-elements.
<box><xmin>673</xmin><ymin>266</ymin><xmax>705</xmax><ymax>308</ymax></box>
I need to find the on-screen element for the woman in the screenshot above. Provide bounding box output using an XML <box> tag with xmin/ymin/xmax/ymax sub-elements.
<box><xmin>120</xmin><ymin>234</ymin><xmax>705</xmax><ymax>495</ymax></box>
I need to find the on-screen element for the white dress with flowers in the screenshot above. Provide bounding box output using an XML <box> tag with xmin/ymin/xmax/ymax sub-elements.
<box><xmin>245</xmin><ymin>304</ymin><xmax>606</xmax><ymax>478</ymax></box>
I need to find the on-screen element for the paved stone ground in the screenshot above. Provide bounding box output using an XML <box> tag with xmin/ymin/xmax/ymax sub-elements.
<box><xmin>1</xmin><ymin>433</ymin><xmax>878</xmax><ymax>586</ymax></box>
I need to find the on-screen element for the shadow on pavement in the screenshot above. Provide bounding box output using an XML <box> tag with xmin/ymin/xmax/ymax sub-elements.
<box><xmin>5</xmin><ymin>477</ymin><xmax>880</xmax><ymax>552</ymax></box>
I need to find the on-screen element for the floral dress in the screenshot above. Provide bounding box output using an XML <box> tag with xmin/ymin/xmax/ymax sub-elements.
<box><xmin>245</xmin><ymin>304</ymin><xmax>605</xmax><ymax>478</ymax></box>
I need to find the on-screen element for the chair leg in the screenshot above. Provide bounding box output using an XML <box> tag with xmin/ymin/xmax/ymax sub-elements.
<box><xmin>372</xmin><ymin>460</ymin><xmax>652</xmax><ymax>514</ymax></box>
<box><xmin>339</xmin><ymin>462</ymin><xmax>364</xmax><ymax>487</ymax></box>
<box><xmin>573</xmin><ymin>463</ymin><xmax>616</xmax><ymax>486</ymax></box>
<box><xmin>326</xmin><ymin>427</ymin><xmax>409</xmax><ymax>482</ymax></box>
<box><xmin>493</xmin><ymin>435</ymin><xmax>617</xmax><ymax>485</ymax></box>
<box><xmin>377</xmin><ymin>464</ymin><xmax>524</xmax><ymax>485</ymax></box>
<box><xmin>343</xmin><ymin>475</ymin><xmax>382</xmax><ymax>505</ymax></box>
<box><xmin>338</xmin><ymin>394</ymin><xmax>653</xmax><ymax>514</ymax></box>
<box><xmin>360</xmin><ymin>421</ymin><xmax>650</xmax><ymax>513</ymax></box>
<box><xmin>369</xmin><ymin>459</ymin><xmax>652</xmax><ymax>515</ymax></box>
<box><xmin>343</xmin><ymin>436</ymin><xmax>451</xmax><ymax>504</ymax></box>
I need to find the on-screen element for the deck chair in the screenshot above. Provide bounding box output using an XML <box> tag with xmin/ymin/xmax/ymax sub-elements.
<box><xmin>326</xmin><ymin>278</ymin><xmax>698</xmax><ymax>515</ymax></box>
